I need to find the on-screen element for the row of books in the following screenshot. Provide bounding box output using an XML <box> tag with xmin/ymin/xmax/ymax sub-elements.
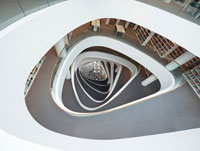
<box><xmin>136</xmin><ymin>26</ymin><xmax>151</xmax><ymax>44</ymax></box>
<box><xmin>183</xmin><ymin>57</ymin><xmax>200</xmax><ymax>71</ymax></box>
<box><xmin>101</xmin><ymin>20</ymin><xmax>200</xmax><ymax>73</ymax></box>
<box><xmin>167</xmin><ymin>46</ymin><xmax>186</xmax><ymax>61</ymax></box>
<box><xmin>151</xmin><ymin>34</ymin><xmax>177</xmax><ymax>58</ymax></box>
<box><xmin>183</xmin><ymin>65</ymin><xmax>200</xmax><ymax>98</ymax></box>
<box><xmin>24</xmin><ymin>57</ymin><xmax>45</xmax><ymax>96</ymax></box>
<box><xmin>100</xmin><ymin>19</ymin><xmax>200</xmax><ymax>98</ymax></box>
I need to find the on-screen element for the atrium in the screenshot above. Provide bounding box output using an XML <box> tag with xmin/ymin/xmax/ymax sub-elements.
<box><xmin>0</xmin><ymin>0</ymin><xmax>200</xmax><ymax>150</ymax></box>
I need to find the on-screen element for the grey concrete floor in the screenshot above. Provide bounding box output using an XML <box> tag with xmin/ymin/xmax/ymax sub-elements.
<box><xmin>25</xmin><ymin>48</ymin><xmax>200</xmax><ymax>140</ymax></box>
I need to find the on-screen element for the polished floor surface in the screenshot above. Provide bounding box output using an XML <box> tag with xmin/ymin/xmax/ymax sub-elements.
<box><xmin>25</xmin><ymin>48</ymin><xmax>200</xmax><ymax>140</ymax></box>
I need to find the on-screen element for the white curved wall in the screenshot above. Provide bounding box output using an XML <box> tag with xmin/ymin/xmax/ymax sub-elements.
<box><xmin>0</xmin><ymin>0</ymin><xmax>200</xmax><ymax>150</ymax></box>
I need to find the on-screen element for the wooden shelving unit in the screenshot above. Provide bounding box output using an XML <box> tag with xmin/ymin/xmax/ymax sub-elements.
<box><xmin>150</xmin><ymin>34</ymin><xmax>178</xmax><ymax>58</ymax></box>
<box><xmin>166</xmin><ymin>46</ymin><xmax>186</xmax><ymax>61</ymax></box>
<box><xmin>182</xmin><ymin>57</ymin><xmax>200</xmax><ymax>71</ymax></box>
<box><xmin>164</xmin><ymin>46</ymin><xmax>200</xmax><ymax>72</ymax></box>
<box><xmin>24</xmin><ymin>57</ymin><xmax>45</xmax><ymax>96</ymax></box>
<box><xmin>183</xmin><ymin>65</ymin><xmax>200</xmax><ymax>98</ymax></box>
<box><xmin>136</xmin><ymin>26</ymin><xmax>154</xmax><ymax>46</ymax></box>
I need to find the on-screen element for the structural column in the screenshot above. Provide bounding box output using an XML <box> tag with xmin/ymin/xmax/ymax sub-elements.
<box><xmin>133</xmin><ymin>24</ymin><xmax>138</xmax><ymax>30</ymax></box>
<box><xmin>162</xmin><ymin>0</ymin><xmax>172</xmax><ymax>3</ymax></box>
<box><xmin>64</xmin><ymin>35</ymin><xmax>69</xmax><ymax>46</ymax></box>
<box><xmin>116</xmin><ymin>19</ymin><xmax>120</xmax><ymax>25</ymax></box>
<box><xmin>103</xmin><ymin>61</ymin><xmax>110</xmax><ymax>84</ymax></box>
<box><xmin>141</xmin><ymin>75</ymin><xmax>157</xmax><ymax>87</ymax></box>
<box><xmin>64</xmin><ymin>32</ymin><xmax>72</xmax><ymax>46</ymax></box>
<box><xmin>165</xmin><ymin>51</ymin><xmax>195</xmax><ymax>71</ymax></box>
<box><xmin>125</xmin><ymin>21</ymin><xmax>129</xmax><ymax>29</ymax></box>
<box><xmin>110</xmin><ymin>62</ymin><xmax>114</xmax><ymax>87</ymax></box>
<box><xmin>54</xmin><ymin>37</ymin><xmax>67</xmax><ymax>57</ymax></box>
<box><xmin>105</xmin><ymin>18</ymin><xmax>110</xmax><ymax>25</ymax></box>
<box><xmin>141</xmin><ymin>32</ymin><xmax>155</xmax><ymax>46</ymax></box>
<box><xmin>55</xmin><ymin>37</ymin><xmax>70</xmax><ymax>79</ymax></box>
<box><xmin>141</xmin><ymin>51</ymin><xmax>196</xmax><ymax>86</ymax></box>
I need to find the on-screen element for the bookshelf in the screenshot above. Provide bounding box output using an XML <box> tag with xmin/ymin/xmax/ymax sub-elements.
<box><xmin>150</xmin><ymin>34</ymin><xmax>177</xmax><ymax>58</ymax></box>
<box><xmin>24</xmin><ymin>57</ymin><xmax>45</xmax><ymax>96</ymax></box>
<box><xmin>166</xmin><ymin>46</ymin><xmax>186</xmax><ymax>61</ymax></box>
<box><xmin>164</xmin><ymin>46</ymin><xmax>200</xmax><ymax>72</ymax></box>
<box><xmin>136</xmin><ymin>25</ymin><xmax>155</xmax><ymax>46</ymax></box>
<box><xmin>183</xmin><ymin>65</ymin><xmax>200</xmax><ymax>98</ymax></box>
<box><xmin>182</xmin><ymin>57</ymin><xmax>200</xmax><ymax>71</ymax></box>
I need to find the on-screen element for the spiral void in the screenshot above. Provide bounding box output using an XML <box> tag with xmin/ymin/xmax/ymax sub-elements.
<box><xmin>51</xmin><ymin>45</ymin><xmax>164</xmax><ymax>116</ymax></box>
<box><xmin>49</xmin><ymin>19</ymin><xmax>187</xmax><ymax>116</ymax></box>
<box><xmin>71</xmin><ymin>51</ymin><xmax>141</xmax><ymax>111</ymax></box>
